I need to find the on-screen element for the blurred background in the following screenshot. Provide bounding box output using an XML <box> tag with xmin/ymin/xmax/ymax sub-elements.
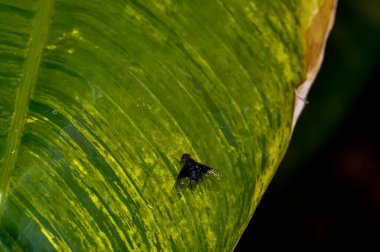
<box><xmin>236</xmin><ymin>0</ymin><xmax>380</xmax><ymax>249</ymax></box>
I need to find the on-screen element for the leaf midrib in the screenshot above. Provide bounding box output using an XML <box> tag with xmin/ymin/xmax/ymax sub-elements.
<box><xmin>0</xmin><ymin>0</ymin><xmax>53</xmax><ymax>207</ymax></box>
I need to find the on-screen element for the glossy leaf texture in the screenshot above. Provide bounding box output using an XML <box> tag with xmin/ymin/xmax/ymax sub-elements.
<box><xmin>0</xmin><ymin>0</ymin><xmax>336</xmax><ymax>250</ymax></box>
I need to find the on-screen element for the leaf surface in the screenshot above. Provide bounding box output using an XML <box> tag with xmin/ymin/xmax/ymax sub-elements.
<box><xmin>0</xmin><ymin>0</ymin><xmax>336</xmax><ymax>250</ymax></box>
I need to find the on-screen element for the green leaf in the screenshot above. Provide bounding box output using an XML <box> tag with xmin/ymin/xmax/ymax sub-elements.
<box><xmin>0</xmin><ymin>0</ymin><xmax>336</xmax><ymax>250</ymax></box>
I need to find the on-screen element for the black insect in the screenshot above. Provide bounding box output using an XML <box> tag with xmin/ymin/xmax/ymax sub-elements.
<box><xmin>173</xmin><ymin>153</ymin><xmax>224</xmax><ymax>192</ymax></box>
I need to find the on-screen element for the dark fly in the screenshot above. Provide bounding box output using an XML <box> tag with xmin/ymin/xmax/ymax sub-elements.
<box><xmin>173</xmin><ymin>153</ymin><xmax>225</xmax><ymax>193</ymax></box>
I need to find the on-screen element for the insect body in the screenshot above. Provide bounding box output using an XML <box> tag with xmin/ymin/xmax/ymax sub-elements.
<box><xmin>174</xmin><ymin>153</ymin><xmax>224</xmax><ymax>192</ymax></box>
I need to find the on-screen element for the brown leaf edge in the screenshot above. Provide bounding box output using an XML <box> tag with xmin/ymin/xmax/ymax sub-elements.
<box><xmin>291</xmin><ymin>0</ymin><xmax>338</xmax><ymax>134</ymax></box>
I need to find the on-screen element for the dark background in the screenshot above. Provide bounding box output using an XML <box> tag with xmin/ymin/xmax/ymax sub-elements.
<box><xmin>236</xmin><ymin>0</ymin><xmax>380</xmax><ymax>249</ymax></box>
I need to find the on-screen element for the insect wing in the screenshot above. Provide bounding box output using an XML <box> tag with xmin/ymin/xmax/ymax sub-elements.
<box><xmin>173</xmin><ymin>177</ymin><xmax>199</xmax><ymax>193</ymax></box>
<box><xmin>203</xmin><ymin>168</ymin><xmax>225</xmax><ymax>181</ymax></box>
<box><xmin>198</xmin><ymin>163</ymin><xmax>212</xmax><ymax>174</ymax></box>
<box><xmin>200</xmin><ymin>168</ymin><xmax>225</xmax><ymax>191</ymax></box>
<box><xmin>173</xmin><ymin>177</ymin><xmax>190</xmax><ymax>193</ymax></box>
<box><xmin>189</xmin><ymin>179</ymin><xmax>198</xmax><ymax>191</ymax></box>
